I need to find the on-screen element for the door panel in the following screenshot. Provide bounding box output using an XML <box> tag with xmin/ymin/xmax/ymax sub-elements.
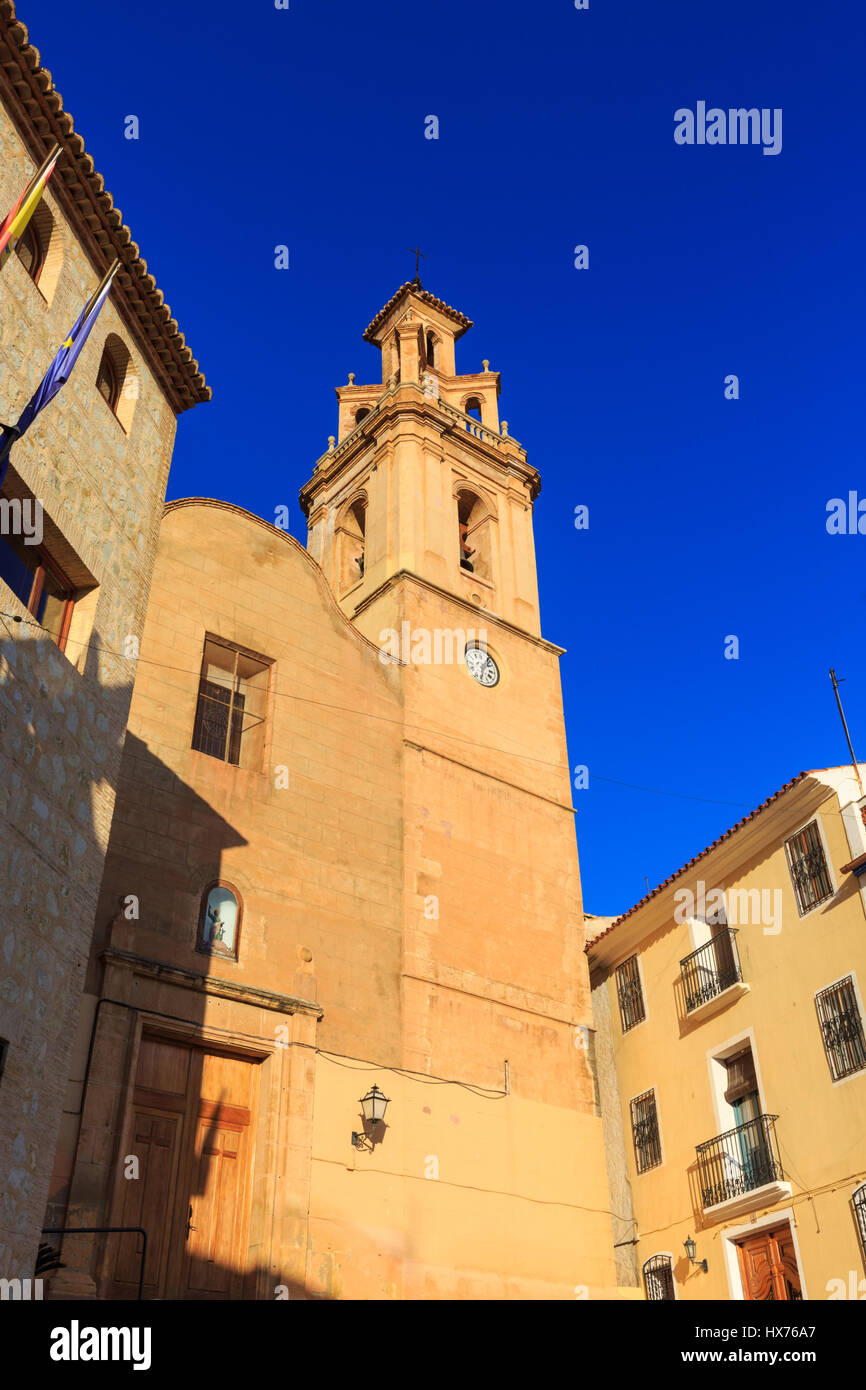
<box><xmin>737</xmin><ymin>1224</ymin><xmax>802</xmax><ymax>1301</ymax></box>
<box><xmin>181</xmin><ymin>1119</ymin><xmax>249</xmax><ymax>1295</ymax></box>
<box><xmin>109</xmin><ymin>1108</ymin><xmax>184</xmax><ymax>1296</ymax></box>
<box><xmin>104</xmin><ymin>1036</ymin><xmax>257</xmax><ymax>1300</ymax></box>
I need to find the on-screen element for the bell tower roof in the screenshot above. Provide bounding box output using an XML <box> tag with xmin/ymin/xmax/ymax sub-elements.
<box><xmin>363</xmin><ymin>281</ymin><xmax>473</xmax><ymax>345</ymax></box>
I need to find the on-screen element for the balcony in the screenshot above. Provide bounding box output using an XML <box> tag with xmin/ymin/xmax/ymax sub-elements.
<box><xmin>696</xmin><ymin>1114</ymin><xmax>791</xmax><ymax>1219</ymax></box>
<box><xmin>680</xmin><ymin>929</ymin><xmax>749</xmax><ymax>1022</ymax></box>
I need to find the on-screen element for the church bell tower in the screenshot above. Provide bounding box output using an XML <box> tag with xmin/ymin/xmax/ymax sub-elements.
<box><xmin>299</xmin><ymin>279</ymin><xmax>542</xmax><ymax>639</ymax></box>
<box><xmin>298</xmin><ymin>280</ymin><xmax>619</xmax><ymax>1294</ymax></box>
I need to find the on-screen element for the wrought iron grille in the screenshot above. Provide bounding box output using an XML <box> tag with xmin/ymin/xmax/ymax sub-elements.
<box><xmin>630</xmin><ymin>1089</ymin><xmax>662</xmax><ymax>1174</ymax></box>
<box><xmin>192</xmin><ymin>679</ymin><xmax>245</xmax><ymax>764</ymax></box>
<box><xmin>190</xmin><ymin>637</ymin><xmax>269</xmax><ymax>768</ymax></box>
<box><xmin>643</xmin><ymin>1254</ymin><xmax>675</xmax><ymax>1301</ymax></box>
<box><xmin>853</xmin><ymin>1183</ymin><xmax>866</xmax><ymax>1265</ymax></box>
<box><xmin>785</xmin><ymin>821</ymin><xmax>833</xmax><ymax>915</ymax></box>
<box><xmin>616</xmin><ymin>955</ymin><xmax>646</xmax><ymax>1032</ymax></box>
<box><xmin>695</xmin><ymin>1113</ymin><xmax>783</xmax><ymax>1209</ymax></box>
<box><xmin>815</xmin><ymin>977</ymin><xmax>866</xmax><ymax>1081</ymax></box>
<box><xmin>680</xmin><ymin>929</ymin><xmax>743</xmax><ymax>1012</ymax></box>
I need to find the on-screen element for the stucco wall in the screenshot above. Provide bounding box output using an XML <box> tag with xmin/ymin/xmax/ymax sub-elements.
<box><xmin>592</xmin><ymin>781</ymin><xmax>866</xmax><ymax>1299</ymax></box>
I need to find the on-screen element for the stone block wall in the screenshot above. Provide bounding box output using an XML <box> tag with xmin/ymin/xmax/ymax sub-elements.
<box><xmin>0</xmin><ymin>95</ymin><xmax>182</xmax><ymax>1280</ymax></box>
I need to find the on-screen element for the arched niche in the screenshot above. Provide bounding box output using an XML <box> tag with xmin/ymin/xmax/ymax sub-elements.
<box><xmin>337</xmin><ymin>491</ymin><xmax>367</xmax><ymax>590</ymax></box>
<box><xmin>196</xmin><ymin>881</ymin><xmax>242</xmax><ymax>961</ymax></box>
<box><xmin>455</xmin><ymin>486</ymin><xmax>494</xmax><ymax>583</ymax></box>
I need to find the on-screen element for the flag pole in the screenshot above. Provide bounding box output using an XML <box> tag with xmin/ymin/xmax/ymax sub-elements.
<box><xmin>0</xmin><ymin>424</ymin><xmax>21</xmax><ymax>476</ymax></box>
<box><xmin>28</xmin><ymin>142</ymin><xmax>62</xmax><ymax>189</ymax></box>
<box><xmin>82</xmin><ymin>258</ymin><xmax>120</xmax><ymax>321</ymax></box>
<box><xmin>830</xmin><ymin>668</ymin><xmax>864</xmax><ymax>795</ymax></box>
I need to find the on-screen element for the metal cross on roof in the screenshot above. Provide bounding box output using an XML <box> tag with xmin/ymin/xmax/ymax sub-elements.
<box><xmin>407</xmin><ymin>245</ymin><xmax>427</xmax><ymax>282</ymax></box>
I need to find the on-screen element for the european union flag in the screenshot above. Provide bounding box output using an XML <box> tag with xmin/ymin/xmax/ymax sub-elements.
<box><xmin>0</xmin><ymin>259</ymin><xmax>119</xmax><ymax>487</ymax></box>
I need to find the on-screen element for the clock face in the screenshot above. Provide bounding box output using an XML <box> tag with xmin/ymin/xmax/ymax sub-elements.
<box><xmin>464</xmin><ymin>646</ymin><xmax>499</xmax><ymax>687</ymax></box>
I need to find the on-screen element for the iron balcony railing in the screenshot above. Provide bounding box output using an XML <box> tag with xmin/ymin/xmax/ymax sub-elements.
<box><xmin>680</xmin><ymin>929</ymin><xmax>743</xmax><ymax>1013</ymax></box>
<box><xmin>696</xmin><ymin>1113</ymin><xmax>784</xmax><ymax>1209</ymax></box>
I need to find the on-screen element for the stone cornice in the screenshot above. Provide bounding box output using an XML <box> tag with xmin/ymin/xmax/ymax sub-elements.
<box><xmin>299</xmin><ymin>385</ymin><xmax>535</xmax><ymax>516</ymax></box>
<box><xmin>350</xmin><ymin>568</ymin><xmax>565</xmax><ymax>656</ymax></box>
<box><xmin>102</xmin><ymin>947</ymin><xmax>324</xmax><ymax>1018</ymax></box>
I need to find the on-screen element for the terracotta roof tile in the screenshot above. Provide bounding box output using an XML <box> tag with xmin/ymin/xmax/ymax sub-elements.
<box><xmin>363</xmin><ymin>281</ymin><xmax>473</xmax><ymax>344</ymax></box>
<box><xmin>587</xmin><ymin>771</ymin><xmax>809</xmax><ymax>949</ymax></box>
<box><xmin>0</xmin><ymin>0</ymin><xmax>209</xmax><ymax>413</ymax></box>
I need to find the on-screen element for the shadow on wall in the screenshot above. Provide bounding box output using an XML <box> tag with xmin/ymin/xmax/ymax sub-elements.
<box><xmin>38</xmin><ymin>718</ymin><xmax>284</xmax><ymax>1299</ymax></box>
<box><xmin>0</xmin><ymin>625</ymin><xmax>139</xmax><ymax>1283</ymax></box>
<box><xmin>43</xmin><ymin>1256</ymin><xmax>325</xmax><ymax>1303</ymax></box>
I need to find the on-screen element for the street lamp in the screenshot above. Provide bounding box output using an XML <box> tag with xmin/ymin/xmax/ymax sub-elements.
<box><xmin>351</xmin><ymin>1084</ymin><xmax>390</xmax><ymax>1149</ymax></box>
<box><xmin>684</xmin><ymin>1235</ymin><xmax>708</xmax><ymax>1273</ymax></box>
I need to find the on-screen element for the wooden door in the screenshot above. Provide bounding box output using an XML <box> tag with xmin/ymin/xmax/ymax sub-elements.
<box><xmin>169</xmin><ymin>1048</ymin><xmax>256</xmax><ymax>1299</ymax></box>
<box><xmin>105</xmin><ymin>1037</ymin><xmax>257</xmax><ymax>1300</ymax></box>
<box><xmin>737</xmin><ymin>1224</ymin><xmax>803</xmax><ymax>1301</ymax></box>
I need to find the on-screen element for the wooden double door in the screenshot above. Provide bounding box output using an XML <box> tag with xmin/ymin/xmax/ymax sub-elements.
<box><xmin>106</xmin><ymin>1036</ymin><xmax>259</xmax><ymax>1300</ymax></box>
<box><xmin>736</xmin><ymin>1223</ymin><xmax>803</xmax><ymax>1301</ymax></box>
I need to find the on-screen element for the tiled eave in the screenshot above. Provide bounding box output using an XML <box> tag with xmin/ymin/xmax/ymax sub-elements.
<box><xmin>0</xmin><ymin>0</ymin><xmax>210</xmax><ymax>414</ymax></box>
<box><xmin>586</xmin><ymin>771</ymin><xmax>839</xmax><ymax>969</ymax></box>
<box><xmin>364</xmin><ymin>281</ymin><xmax>473</xmax><ymax>344</ymax></box>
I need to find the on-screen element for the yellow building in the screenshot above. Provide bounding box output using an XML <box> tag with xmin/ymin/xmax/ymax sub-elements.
<box><xmin>589</xmin><ymin>765</ymin><xmax>866</xmax><ymax>1301</ymax></box>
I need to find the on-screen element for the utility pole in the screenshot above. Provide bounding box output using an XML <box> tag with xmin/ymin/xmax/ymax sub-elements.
<box><xmin>829</xmin><ymin>668</ymin><xmax>864</xmax><ymax>795</ymax></box>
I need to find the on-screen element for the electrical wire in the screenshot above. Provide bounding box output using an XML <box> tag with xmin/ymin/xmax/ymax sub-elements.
<box><xmin>0</xmin><ymin>607</ymin><xmax>810</xmax><ymax>814</ymax></box>
<box><xmin>315</xmin><ymin>1046</ymin><xmax>508</xmax><ymax>1098</ymax></box>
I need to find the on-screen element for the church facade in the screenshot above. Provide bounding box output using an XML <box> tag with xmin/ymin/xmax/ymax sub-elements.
<box><xmin>46</xmin><ymin>282</ymin><xmax>633</xmax><ymax>1300</ymax></box>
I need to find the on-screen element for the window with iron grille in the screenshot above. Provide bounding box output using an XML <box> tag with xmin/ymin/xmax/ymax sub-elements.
<box><xmin>630</xmin><ymin>1089</ymin><xmax>662</xmax><ymax>1173</ymax></box>
<box><xmin>643</xmin><ymin>1254</ymin><xmax>675</xmax><ymax>1301</ymax></box>
<box><xmin>785</xmin><ymin>820</ymin><xmax>833</xmax><ymax>915</ymax></box>
<box><xmin>616</xmin><ymin>955</ymin><xmax>646</xmax><ymax>1032</ymax></box>
<box><xmin>853</xmin><ymin>1183</ymin><xmax>866</xmax><ymax>1266</ymax></box>
<box><xmin>815</xmin><ymin>977</ymin><xmax>866</xmax><ymax>1081</ymax></box>
<box><xmin>191</xmin><ymin>636</ymin><xmax>271</xmax><ymax>769</ymax></box>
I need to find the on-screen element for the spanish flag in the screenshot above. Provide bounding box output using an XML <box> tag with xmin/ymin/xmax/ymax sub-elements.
<box><xmin>0</xmin><ymin>144</ymin><xmax>61</xmax><ymax>271</ymax></box>
<box><xmin>0</xmin><ymin>260</ymin><xmax>120</xmax><ymax>485</ymax></box>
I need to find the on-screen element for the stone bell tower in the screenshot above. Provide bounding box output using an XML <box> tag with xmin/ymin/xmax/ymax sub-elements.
<box><xmin>299</xmin><ymin>279</ymin><xmax>542</xmax><ymax>640</ymax></box>
<box><xmin>298</xmin><ymin>280</ymin><xmax>621</xmax><ymax>1296</ymax></box>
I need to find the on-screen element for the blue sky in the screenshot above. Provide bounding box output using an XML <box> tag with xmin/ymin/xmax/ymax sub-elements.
<box><xmin>28</xmin><ymin>0</ymin><xmax>866</xmax><ymax>912</ymax></box>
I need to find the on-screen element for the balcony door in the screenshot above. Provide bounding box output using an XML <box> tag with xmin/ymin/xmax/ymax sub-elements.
<box><xmin>736</xmin><ymin>1224</ymin><xmax>802</xmax><ymax>1300</ymax></box>
<box><xmin>725</xmin><ymin>1048</ymin><xmax>771</xmax><ymax>1188</ymax></box>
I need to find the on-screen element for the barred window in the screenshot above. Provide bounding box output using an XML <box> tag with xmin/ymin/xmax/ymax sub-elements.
<box><xmin>616</xmin><ymin>955</ymin><xmax>646</xmax><ymax>1032</ymax></box>
<box><xmin>630</xmin><ymin>1088</ymin><xmax>662</xmax><ymax>1174</ymax></box>
<box><xmin>853</xmin><ymin>1183</ymin><xmax>866</xmax><ymax>1266</ymax></box>
<box><xmin>785</xmin><ymin>821</ymin><xmax>833</xmax><ymax>915</ymax></box>
<box><xmin>643</xmin><ymin>1254</ymin><xmax>675</xmax><ymax>1301</ymax></box>
<box><xmin>816</xmin><ymin>977</ymin><xmax>866</xmax><ymax>1082</ymax></box>
<box><xmin>191</xmin><ymin>636</ymin><xmax>271</xmax><ymax>769</ymax></box>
